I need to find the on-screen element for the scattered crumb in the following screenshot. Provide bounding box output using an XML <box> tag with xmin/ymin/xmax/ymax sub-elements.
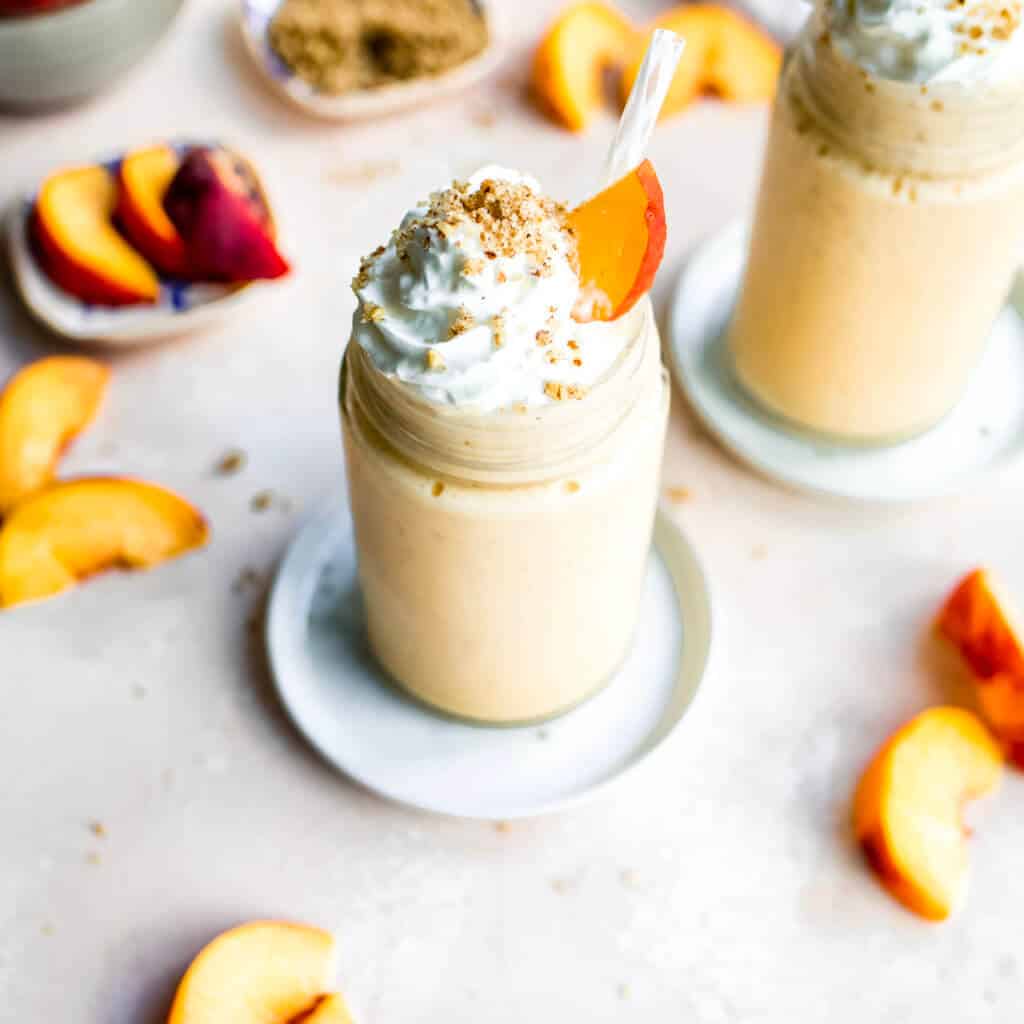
<box><xmin>513</xmin><ymin>403</ymin><xmax>529</xmax><ymax>414</ymax></box>
<box><xmin>215</xmin><ymin>449</ymin><xmax>247</xmax><ymax>476</ymax></box>
<box><xmin>425</xmin><ymin>348</ymin><xmax>446</xmax><ymax>371</ymax></box>
<box><xmin>462</xmin><ymin>257</ymin><xmax>485</xmax><ymax>277</ymax></box>
<box><xmin>567</xmin><ymin>339</ymin><xmax>579</xmax><ymax>350</ymax></box>
<box><xmin>85</xmin><ymin>852</ymin><xmax>102</xmax><ymax>866</ymax></box>
<box><xmin>89</xmin><ymin>821</ymin><xmax>106</xmax><ymax>839</ymax></box>
<box><xmin>544</xmin><ymin>381</ymin><xmax>586</xmax><ymax>401</ymax></box>
<box><xmin>432</xmin><ymin>481</ymin><xmax>445</xmax><ymax>497</ymax></box>
<box><xmin>564</xmin><ymin>481</ymin><xmax>580</xmax><ymax>494</ymax></box>
<box><xmin>361</xmin><ymin>302</ymin><xmax>386</xmax><ymax>324</ymax></box>
<box><xmin>232</xmin><ymin>567</ymin><xmax>264</xmax><ymax>595</ymax></box>
<box><xmin>448</xmin><ymin>306</ymin><xmax>475</xmax><ymax>338</ymax></box>
<box><xmin>666</xmin><ymin>486</ymin><xmax>691</xmax><ymax>503</ymax></box>
<box><xmin>324</xmin><ymin>160</ymin><xmax>401</xmax><ymax>187</ymax></box>
<box><xmin>251</xmin><ymin>490</ymin><xmax>275</xmax><ymax>512</ymax></box>
<box><xmin>535</xmin><ymin>329</ymin><xmax>552</xmax><ymax>347</ymax></box>
<box><xmin>494</xmin><ymin>821</ymin><xmax>511</xmax><ymax>833</ymax></box>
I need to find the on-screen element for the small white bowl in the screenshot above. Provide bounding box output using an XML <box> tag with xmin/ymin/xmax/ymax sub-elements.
<box><xmin>6</xmin><ymin>143</ymin><xmax>281</xmax><ymax>348</ymax></box>
<box><xmin>239</xmin><ymin>0</ymin><xmax>503</xmax><ymax>121</ymax></box>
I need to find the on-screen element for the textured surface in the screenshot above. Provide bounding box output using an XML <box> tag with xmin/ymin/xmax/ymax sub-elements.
<box><xmin>2</xmin><ymin>1</ymin><xmax>1024</xmax><ymax>1021</ymax></box>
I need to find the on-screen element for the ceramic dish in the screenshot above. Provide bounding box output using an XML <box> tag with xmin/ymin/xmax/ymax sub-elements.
<box><xmin>667</xmin><ymin>220</ymin><xmax>1024</xmax><ymax>503</ymax></box>
<box><xmin>266</xmin><ymin>492</ymin><xmax>713</xmax><ymax>820</ymax></box>
<box><xmin>0</xmin><ymin>0</ymin><xmax>182</xmax><ymax>110</ymax></box>
<box><xmin>239</xmin><ymin>0</ymin><xmax>503</xmax><ymax>121</ymax></box>
<box><xmin>6</xmin><ymin>142</ymin><xmax>281</xmax><ymax>347</ymax></box>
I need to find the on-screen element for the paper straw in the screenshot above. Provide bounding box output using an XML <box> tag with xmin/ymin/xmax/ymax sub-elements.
<box><xmin>600</xmin><ymin>28</ymin><xmax>685</xmax><ymax>190</ymax></box>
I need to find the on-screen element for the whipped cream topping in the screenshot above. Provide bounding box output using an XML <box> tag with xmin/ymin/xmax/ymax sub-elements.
<box><xmin>826</xmin><ymin>0</ymin><xmax>1024</xmax><ymax>83</ymax></box>
<box><xmin>350</xmin><ymin>167</ymin><xmax>637</xmax><ymax>411</ymax></box>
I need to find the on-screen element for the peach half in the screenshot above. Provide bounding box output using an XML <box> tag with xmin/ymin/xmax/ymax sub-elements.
<box><xmin>167</xmin><ymin>921</ymin><xmax>340</xmax><ymax>1024</ymax></box>
<box><xmin>531</xmin><ymin>1</ymin><xmax>636</xmax><ymax>132</ymax></box>
<box><xmin>853</xmin><ymin>706</ymin><xmax>1002</xmax><ymax>921</ymax></box>
<box><xmin>621</xmin><ymin>5</ymin><xmax>781</xmax><ymax>117</ymax></box>
<box><xmin>938</xmin><ymin>568</ymin><xmax>1024</xmax><ymax>767</ymax></box>
<box><xmin>116</xmin><ymin>145</ymin><xmax>190</xmax><ymax>277</ymax></box>
<box><xmin>568</xmin><ymin>158</ymin><xmax>666</xmax><ymax>321</ymax></box>
<box><xmin>33</xmin><ymin>164</ymin><xmax>160</xmax><ymax>306</ymax></box>
<box><xmin>0</xmin><ymin>356</ymin><xmax>108</xmax><ymax>515</ymax></box>
<box><xmin>0</xmin><ymin>478</ymin><xmax>208</xmax><ymax>608</ymax></box>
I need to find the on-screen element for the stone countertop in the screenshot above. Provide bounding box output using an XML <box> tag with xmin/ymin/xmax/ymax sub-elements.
<box><xmin>2</xmin><ymin>1</ymin><xmax>1023</xmax><ymax>1020</ymax></box>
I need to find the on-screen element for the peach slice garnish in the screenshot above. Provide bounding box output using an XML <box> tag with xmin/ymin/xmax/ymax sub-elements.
<box><xmin>33</xmin><ymin>164</ymin><xmax>160</xmax><ymax>306</ymax></box>
<box><xmin>0</xmin><ymin>356</ymin><xmax>109</xmax><ymax>515</ymax></box>
<box><xmin>853</xmin><ymin>706</ymin><xmax>1002</xmax><ymax>921</ymax></box>
<box><xmin>621</xmin><ymin>5</ymin><xmax>780</xmax><ymax>117</ymax></box>
<box><xmin>0</xmin><ymin>478</ymin><xmax>208</xmax><ymax>608</ymax></box>
<box><xmin>290</xmin><ymin>994</ymin><xmax>354</xmax><ymax>1024</ymax></box>
<box><xmin>567</xmin><ymin>158</ymin><xmax>666</xmax><ymax>321</ymax></box>
<box><xmin>938</xmin><ymin>568</ymin><xmax>1024</xmax><ymax>767</ymax></box>
<box><xmin>167</xmin><ymin>921</ymin><xmax>339</xmax><ymax>1024</ymax></box>
<box><xmin>116</xmin><ymin>145</ymin><xmax>190</xmax><ymax>278</ymax></box>
<box><xmin>531</xmin><ymin>1</ymin><xmax>636</xmax><ymax>132</ymax></box>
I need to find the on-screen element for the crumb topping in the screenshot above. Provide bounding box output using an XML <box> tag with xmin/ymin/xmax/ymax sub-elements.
<box><xmin>425</xmin><ymin>348</ymin><xmax>446</xmax><ymax>370</ymax></box>
<box><xmin>544</xmin><ymin>381</ymin><xmax>587</xmax><ymax>401</ymax></box>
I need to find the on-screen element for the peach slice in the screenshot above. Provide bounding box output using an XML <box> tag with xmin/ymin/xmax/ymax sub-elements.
<box><xmin>853</xmin><ymin>707</ymin><xmax>1002</xmax><ymax>921</ymax></box>
<box><xmin>33</xmin><ymin>165</ymin><xmax>160</xmax><ymax>306</ymax></box>
<box><xmin>116</xmin><ymin>145</ymin><xmax>189</xmax><ymax>278</ymax></box>
<box><xmin>0</xmin><ymin>478</ymin><xmax>207</xmax><ymax>608</ymax></box>
<box><xmin>0</xmin><ymin>356</ymin><xmax>109</xmax><ymax>515</ymax></box>
<box><xmin>621</xmin><ymin>5</ymin><xmax>780</xmax><ymax>117</ymax></box>
<box><xmin>167</xmin><ymin>921</ymin><xmax>338</xmax><ymax>1024</ymax></box>
<box><xmin>290</xmin><ymin>994</ymin><xmax>354</xmax><ymax>1024</ymax></box>
<box><xmin>163</xmin><ymin>148</ymin><xmax>290</xmax><ymax>283</ymax></box>
<box><xmin>938</xmin><ymin>568</ymin><xmax>1024</xmax><ymax>767</ymax></box>
<box><xmin>531</xmin><ymin>1</ymin><xmax>636</xmax><ymax>132</ymax></box>
<box><xmin>567</xmin><ymin>158</ymin><xmax>666</xmax><ymax>321</ymax></box>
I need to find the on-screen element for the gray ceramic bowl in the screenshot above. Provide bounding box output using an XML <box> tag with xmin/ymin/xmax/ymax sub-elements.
<box><xmin>0</xmin><ymin>0</ymin><xmax>183</xmax><ymax>111</ymax></box>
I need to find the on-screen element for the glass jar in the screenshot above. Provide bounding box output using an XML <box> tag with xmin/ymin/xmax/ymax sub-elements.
<box><xmin>340</xmin><ymin>301</ymin><xmax>669</xmax><ymax>725</ymax></box>
<box><xmin>728</xmin><ymin>12</ymin><xmax>1024</xmax><ymax>442</ymax></box>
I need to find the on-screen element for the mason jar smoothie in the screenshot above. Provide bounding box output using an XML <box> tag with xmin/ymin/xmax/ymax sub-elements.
<box><xmin>729</xmin><ymin>0</ymin><xmax>1024</xmax><ymax>441</ymax></box>
<box><xmin>340</xmin><ymin>168</ymin><xmax>669</xmax><ymax>724</ymax></box>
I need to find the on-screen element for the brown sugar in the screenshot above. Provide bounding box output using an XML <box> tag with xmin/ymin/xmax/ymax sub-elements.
<box><xmin>269</xmin><ymin>0</ymin><xmax>488</xmax><ymax>96</ymax></box>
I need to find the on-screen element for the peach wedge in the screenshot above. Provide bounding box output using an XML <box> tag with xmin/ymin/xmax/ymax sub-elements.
<box><xmin>531</xmin><ymin>1</ymin><xmax>636</xmax><ymax>132</ymax></box>
<box><xmin>938</xmin><ymin>568</ymin><xmax>1024</xmax><ymax>766</ymax></box>
<box><xmin>167</xmin><ymin>921</ymin><xmax>338</xmax><ymax>1024</ymax></box>
<box><xmin>0</xmin><ymin>356</ymin><xmax>109</xmax><ymax>515</ymax></box>
<box><xmin>621</xmin><ymin>5</ymin><xmax>781</xmax><ymax>117</ymax></box>
<box><xmin>117</xmin><ymin>145</ymin><xmax>190</xmax><ymax>278</ymax></box>
<box><xmin>853</xmin><ymin>707</ymin><xmax>1002</xmax><ymax>921</ymax></box>
<box><xmin>0</xmin><ymin>478</ymin><xmax>207</xmax><ymax>608</ymax></box>
<box><xmin>568</xmin><ymin>159</ymin><xmax>666</xmax><ymax>321</ymax></box>
<box><xmin>33</xmin><ymin>164</ymin><xmax>160</xmax><ymax>306</ymax></box>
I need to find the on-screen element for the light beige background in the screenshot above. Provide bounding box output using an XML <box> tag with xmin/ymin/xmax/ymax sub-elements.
<box><xmin>2</xmin><ymin>1</ymin><xmax>1023</xmax><ymax>1021</ymax></box>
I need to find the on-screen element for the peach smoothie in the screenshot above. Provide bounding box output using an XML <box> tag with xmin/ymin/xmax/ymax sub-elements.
<box><xmin>729</xmin><ymin>0</ymin><xmax>1024</xmax><ymax>441</ymax></box>
<box><xmin>341</xmin><ymin>166</ymin><xmax>669</xmax><ymax>724</ymax></box>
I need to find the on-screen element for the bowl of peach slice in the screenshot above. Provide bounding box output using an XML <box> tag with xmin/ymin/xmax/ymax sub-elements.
<box><xmin>6</xmin><ymin>142</ymin><xmax>290</xmax><ymax>346</ymax></box>
<box><xmin>0</xmin><ymin>0</ymin><xmax>183</xmax><ymax>110</ymax></box>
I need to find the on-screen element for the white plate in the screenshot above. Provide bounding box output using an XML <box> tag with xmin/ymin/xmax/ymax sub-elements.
<box><xmin>667</xmin><ymin>220</ymin><xmax>1024</xmax><ymax>503</ymax></box>
<box><xmin>6</xmin><ymin>145</ymin><xmax>276</xmax><ymax>347</ymax></box>
<box><xmin>239</xmin><ymin>0</ymin><xmax>503</xmax><ymax>121</ymax></box>
<box><xmin>266</xmin><ymin>493</ymin><xmax>713</xmax><ymax>820</ymax></box>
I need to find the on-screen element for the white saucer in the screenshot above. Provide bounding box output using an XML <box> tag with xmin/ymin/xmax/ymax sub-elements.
<box><xmin>266</xmin><ymin>493</ymin><xmax>713</xmax><ymax>820</ymax></box>
<box><xmin>667</xmin><ymin>220</ymin><xmax>1024</xmax><ymax>503</ymax></box>
<box><xmin>239</xmin><ymin>0</ymin><xmax>504</xmax><ymax>122</ymax></box>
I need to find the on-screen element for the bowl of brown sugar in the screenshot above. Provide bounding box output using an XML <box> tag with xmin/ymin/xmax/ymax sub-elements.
<box><xmin>239</xmin><ymin>0</ymin><xmax>502</xmax><ymax>120</ymax></box>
